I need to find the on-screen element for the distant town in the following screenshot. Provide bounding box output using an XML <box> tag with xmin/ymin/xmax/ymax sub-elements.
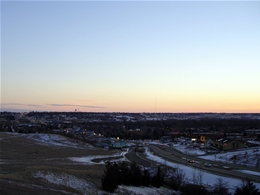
<box><xmin>1</xmin><ymin>112</ymin><xmax>260</xmax><ymax>150</ymax></box>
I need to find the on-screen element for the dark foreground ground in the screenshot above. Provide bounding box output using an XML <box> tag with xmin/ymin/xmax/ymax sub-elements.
<box><xmin>0</xmin><ymin>133</ymin><xmax>123</xmax><ymax>195</ymax></box>
<box><xmin>0</xmin><ymin>132</ymin><xmax>181</xmax><ymax>195</ymax></box>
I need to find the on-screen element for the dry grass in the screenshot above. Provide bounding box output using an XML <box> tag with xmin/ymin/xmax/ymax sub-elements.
<box><xmin>0</xmin><ymin>132</ymin><xmax>118</xmax><ymax>195</ymax></box>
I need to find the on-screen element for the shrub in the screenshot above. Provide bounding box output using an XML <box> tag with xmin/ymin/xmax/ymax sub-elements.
<box><xmin>170</xmin><ymin>167</ymin><xmax>186</xmax><ymax>190</ymax></box>
<box><xmin>192</xmin><ymin>169</ymin><xmax>204</xmax><ymax>186</ymax></box>
<box><xmin>101</xmin><ymin>161</ymin><xmax>119</xmax><ymax>192</ymax></box>
<box><xmin>142</xmin><ymin>168</ymin><xmax>151</xmax><ymax>187</ymax></box>
<box><xmin>102</xmin><ymin>161</ymin><xmax>167</xmax><ymax>191</ymax></box>
<box><xmin>118</xmin><ymin>161</ymin><xmax>131</xmax><ymax>185</ymax></box>
<box><xmin>130</xmin><ymin>161</ymin><xmax>143</xmax><ymax>186</ymax></box>
<box><xmin>151</xmin><ymin>166</ymin><xmax>164</xmax><ymax>188</ymax></box>
<box><xmin>180</xmin><ymin>183</ymin><xmax>208</xmax><ymax>195</ymax></box>
<box><xmin>212</xmin><ymin>178</ymin><xmax>230</xmax><ymax>195</ymax></box>
<box><xmin>234</xmin><ymin>180</ymin><xmax>260</xmax><ymax>195</ymax></box>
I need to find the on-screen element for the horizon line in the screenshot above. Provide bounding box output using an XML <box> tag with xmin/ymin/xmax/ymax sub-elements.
<box><xmin>0</xmin><ymin>109</ymin><xmax>259</xmax><ymax>114</ymax></box>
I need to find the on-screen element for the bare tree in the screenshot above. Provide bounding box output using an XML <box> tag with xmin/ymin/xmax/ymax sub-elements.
<box><xmin>192</xmin><ymin>169</ymin><xmax>197</xmax><ymax>184</ymax></box>
<box><xmin>192</xmin><ymin>169</ymin><xmax>204</xmax><ymax>186</ymax></box>
<box><xmin>213</xmin><ymin>178</ymin><xmax>230</xmax><ymax>195</ymax></box>
<box><xmin>170</xmin><ymin>166</ymin><xmax>187</xmax><ymax>190</ymax></box>
<box><xmin>197</xmin><ymin>170</ymin><xmax>204</xmax><ymax>186</ymax></box>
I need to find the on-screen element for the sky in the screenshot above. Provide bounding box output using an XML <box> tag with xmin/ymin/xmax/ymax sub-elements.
<box><xmin>1</xmin><ymin>1</ymin><xmax>260</xmax><ymax>113</ymax></box>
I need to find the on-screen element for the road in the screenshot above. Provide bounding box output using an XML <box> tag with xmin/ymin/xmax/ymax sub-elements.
<box><xmin>148</xmin><ymin>144</ymin><xmax>260</xmax><ymax>183</ymax></box>
<box><xmin>125</xmin><ymin>151</ymin><xmax>152</xmax><ymax>167</ymax></box>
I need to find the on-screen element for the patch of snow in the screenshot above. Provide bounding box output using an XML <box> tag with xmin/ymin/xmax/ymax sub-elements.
<box><xmin>116</xmin><ymin>185</ymin><xmax>178</xmax><ymax>195</ymax></box>
<box><xmin>69</xmin><ymin>149</ymin><xmax>129</xmax><ymax>165</ymax></box>
<box><xmin>247</xmin><ymin>140</ymin><xmax>260</xmax><ymax>145</ymax></box>
<box><xmin>170</xmin><ymin>143</ymin><xmax>206</xmax><ymax>155</ymax></box>
<box><xmin>199</xmin><ymin>148</ymin><xmax>260</xmax><ymax>167</ymax></box>
<box><xmin>237</xmin><ymin>170</ymin><xmax>260</xmax><ymax>177</ymax></box>
<box><xmin>34</xmin><ymin>171</ymin><xmax>97</xmax><ymax>194</ymax></box>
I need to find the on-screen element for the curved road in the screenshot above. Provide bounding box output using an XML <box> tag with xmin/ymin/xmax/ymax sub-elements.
<box><xmin>148</xmin><ymin>144</ymin><xmax>260</xmax><ymax>183</ymax></box>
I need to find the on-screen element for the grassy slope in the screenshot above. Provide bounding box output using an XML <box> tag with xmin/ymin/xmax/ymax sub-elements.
<box><xmin>0</xmin><ymin>132</ymin><xmax>117</xmax><ymax>195</ymax></box>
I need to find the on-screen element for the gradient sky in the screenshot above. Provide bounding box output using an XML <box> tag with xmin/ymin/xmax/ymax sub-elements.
<box><xmin>1</xmin><ymin>1</ymin><xmax>260</xmax><ymax>113</ymax></box>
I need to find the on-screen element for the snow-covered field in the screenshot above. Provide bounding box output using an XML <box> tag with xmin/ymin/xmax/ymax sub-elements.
<box><xmin>170</xmin><ymin>142</ymin><xmax>206</xmax><ymax>155</ymax></box>
<box><xmin>199</xmin><ymin>148</ymin><xmax>260</xmax><ymax>167</ymax></box>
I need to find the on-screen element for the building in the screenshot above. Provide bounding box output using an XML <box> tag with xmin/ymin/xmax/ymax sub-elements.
<box><xmin>214</xmin><ymin>138</ymin><xmax>245</xmax><ymax>150</ymax></box>
<box><xmin>109</xmin><ymin>141</ymin><xmax>126</xmax><ymax>149</ymax></box>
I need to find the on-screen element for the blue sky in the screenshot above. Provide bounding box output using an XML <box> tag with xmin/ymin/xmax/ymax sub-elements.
<box><xmin>1</xmin><ymin>1</ymin><xmax>260</xmax><ymax>112</ymax></box>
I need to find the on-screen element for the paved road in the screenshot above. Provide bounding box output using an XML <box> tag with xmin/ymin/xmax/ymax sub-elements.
<box><xmin>125</xmin><ymin>151</ymin><xmax>152</xmax><ymax>167</ymax></box>
<box><xmin>148</xmin><ymin>144</ymin><xmax>260</xmax><ymax>183</ymax></box>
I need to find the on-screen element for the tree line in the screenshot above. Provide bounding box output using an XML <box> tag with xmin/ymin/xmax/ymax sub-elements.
<box><xmin>101</xmin><ymin>161</ymin><xmax>260</xmax><ymax>195</ymax></box>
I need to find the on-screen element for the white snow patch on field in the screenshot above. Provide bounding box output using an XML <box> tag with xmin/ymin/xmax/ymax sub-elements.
<box><xmin>34</xmin><ymin>171</ymin><xmax>96</xmax><ymax>194</ymax></box>
<box><xmin>116</xmin><ymin>185</ymin><xmax>178</xmax><ymax>195</ymax></box>
<box><xmin>199</xmin><ymin>148</ymin><xmax>260</xmax><ymax>167</ymax></box>
<box><xmin>69</xmin><ymin>149</ymin><xmax>129</xmax><ymax>165</ymax></box>
<box><xmin>237</xmin><ymin>170</ymin><xmax>260</xmax><ymax>177</ymax></box>
<box><xmin>170</xmin><ymin>143</ymin><xmax>206</xmax><ymax>155</ymax></box>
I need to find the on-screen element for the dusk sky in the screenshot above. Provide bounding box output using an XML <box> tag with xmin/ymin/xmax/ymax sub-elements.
<box><xmin>1</xmin><ymin>1</ymin><xmax>260</xmax><ymax>113</ymax></box>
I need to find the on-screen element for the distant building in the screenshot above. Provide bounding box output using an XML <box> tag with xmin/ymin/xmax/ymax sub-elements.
<box><xmin>109</xmin><ymin>141</ymin><xmax>126</xmax><ymax>149</ymax></box>
<box><xmin>214</xmin><ymin>138</ymin><xmax>245</xmax><ymax>150</ymax></box>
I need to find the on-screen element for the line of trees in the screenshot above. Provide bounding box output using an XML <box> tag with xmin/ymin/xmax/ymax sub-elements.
<box><xmin>101</xmin><ymin>161</ymin><xmax>260</xmax><ymax>195</ymax></box>
<box><xmin>101</xmin><ymin>161</ymin><xmax>164</xmax><ymax>193</ymax></box>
